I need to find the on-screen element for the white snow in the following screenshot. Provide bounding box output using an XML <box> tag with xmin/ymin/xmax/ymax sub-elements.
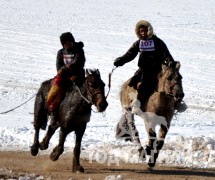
<box><xmin>0</xmin><ymin>0</ymin><xmax>214</xmax><ymax>169</ymax></box>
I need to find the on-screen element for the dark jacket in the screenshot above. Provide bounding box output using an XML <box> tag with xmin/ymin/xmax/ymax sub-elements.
<box><xmin>56</xmin><ymin>42</ymin><xmax>85</xmax><ymax>78</ymax></box>
<box><xmin>114</xmin><ymin>35</ymin><xmax>174</xmax><ymax>73</ymax></box>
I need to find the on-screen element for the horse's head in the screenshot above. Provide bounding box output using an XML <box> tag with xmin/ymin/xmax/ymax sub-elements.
<box><xmin>160</xmin><ymin>61</ymin><xmax>184</xmax><ymax>103</ymax></box>
<box><xmin>85</xmin><ymin>69</ymin><xmax>108</xmax><ymax>112</ymax></box>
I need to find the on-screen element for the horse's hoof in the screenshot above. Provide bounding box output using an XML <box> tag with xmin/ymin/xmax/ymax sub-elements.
<box><xmin>148</xmin><ymin>152</ymin><xmax>158</xmax><ymax>167</ymax></box>
<box><xmin>148</xmin><ymin>160</ymin><xmax>156</xmax><ymax>167</ymax></box>
<box><xmin>76</xmin><ymin>170</ymin><xmax>84</xmax><ymax>174</ymax></box>
<box><xmin>73</xmin><ymin>166</ymin><xmax>84</xmax><ymax>173</ymax></box>
<box><xmin>50</xmin><ymin>146</ymin><xmax>64</xmax><ymax>161</ymax></box>
<box><xmin>50</xmin><ymin>151</ymin><xmax>61</xmax><ymax>161</ymax></box>
<box><xmin>39</xmin><ymin>143</ymin><xmax>48</xmax><ymax>150</ymax></box>
<box><xmin>30</xmin><ymin>145</ymin><xmax>39</xmax><ymax>156</ymax></box>
<box><xmin>148</xmin><ymin>156</ymin><xmax>156</xmax><ymax>167</ymax></box>
<box><xmin>50</xmin><ymin>154</ymin><xmax>59</xmax><ymax>161</ymax></box>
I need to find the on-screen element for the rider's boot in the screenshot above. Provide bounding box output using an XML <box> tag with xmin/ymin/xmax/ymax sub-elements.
<box><xmin>137</xmin><ymin>83</ymin><xmax>149</xmax><ymax>106</ymax></box>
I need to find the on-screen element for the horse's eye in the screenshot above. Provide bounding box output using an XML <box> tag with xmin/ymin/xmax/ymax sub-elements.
<box><xmin>92</xmin><ymin>84</ymin><xmax>98</xmax><ymax>88</ymax></box>
<box><xmin>174</xmin><ymin>73</ymin><xmax>182</xmax><ymax>81</ymax></box>
<box><xmin>90</xmin><ymin>81</ymin><xmax>99</xmax><ymax>88</ymax></box>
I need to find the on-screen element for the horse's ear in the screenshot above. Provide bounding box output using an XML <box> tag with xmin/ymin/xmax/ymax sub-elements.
<box><xmin>86</xmin><ymin>69</ymin><xmax>91</xmax><ymax>76</ymax></box>
<box><xmin>168</xmin><ymin>61</ymin><xmax>175</xmax><ymax>68</ymax></box>
<box><xmin>175</xmin><ymin>61</ymin><xmax>181</xmax><ymax>70</ymax></box>
<box><xmin>162</xmin><ymin>63</ymin><xmax>168</xmax><ymax>71</ymax></box>
<box><xmin>95</xmin><ymin>69</ymin><xmax>100</xmax><ymax>76</ymax></box>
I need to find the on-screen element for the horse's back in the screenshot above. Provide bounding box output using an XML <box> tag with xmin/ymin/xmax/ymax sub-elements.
<box><xmin>38</xmin><ymin>79</ymin><xmax>53</xmax><ymax>95</ymax></box>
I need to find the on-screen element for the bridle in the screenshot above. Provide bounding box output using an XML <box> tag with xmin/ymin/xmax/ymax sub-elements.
<box><xmin>86</xmin><ymin>78</ymin><xmax>104</xmax><ymax>105</ymax></box>
<box><xmin>74</xmin><ymin>77</ymin><xmax>105</xmax><ymax>105</ymax></box>
<box><xmin>166</xmin><ymin>80</ymin><xmax>182</xmax><ymax>98</ymax></box>
<box><xmin>75</xmin><ymin>66</ymin><xmax>116</xmax><ymax>104</ymax></box>
<box><xmin>164</xmin><ymin>69</ymin><xmax>182</xmax><ymax>98</ymax></box>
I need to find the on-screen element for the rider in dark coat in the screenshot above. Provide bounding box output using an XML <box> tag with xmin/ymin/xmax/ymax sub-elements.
<box><xmin>114</xmin><ymin>20</ymin><xmax>175</xmax><ymax>104</ymax></box>
<box><xmin>56</xmin><ymin>33</ymin><xmax>85</xmax><ymax>81</ymax></box>
<box><xmin>47</xmin><ymin>32</ymin><xmax>86</xmax><ymax>120</ymax></box>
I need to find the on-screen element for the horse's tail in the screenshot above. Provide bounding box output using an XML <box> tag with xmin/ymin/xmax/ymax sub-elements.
<box><xmin>120</xmin><ymin>78</ymin><xmax>137</xmax><ymax>108</ymax></box>
<box><xmin>33</xmin><ymin>79</ymin><xmax>52</xmax><ymax>130</ymax></box>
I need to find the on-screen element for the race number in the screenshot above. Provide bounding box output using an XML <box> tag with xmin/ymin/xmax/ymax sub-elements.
<box><xmin>139</xmin><ymin>40</ymin><xmax>155</xmax><ymax>52</ymax></box>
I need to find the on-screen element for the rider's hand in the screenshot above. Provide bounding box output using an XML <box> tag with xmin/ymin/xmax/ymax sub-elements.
<box><xmin>114</xmin><ymin>58</ymin><xmax>123</xmax><ymax>67</ymax></box>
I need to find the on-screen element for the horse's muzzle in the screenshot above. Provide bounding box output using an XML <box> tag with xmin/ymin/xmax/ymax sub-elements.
<box><xmin>97</xmin><ymin>100</ymin><xmax>108</xmax><ymax>112</ymax></box>
<box><xmin>175</xmin><ymin>92</ymin><xmax>185</xmax><ymax>103</ymax></box>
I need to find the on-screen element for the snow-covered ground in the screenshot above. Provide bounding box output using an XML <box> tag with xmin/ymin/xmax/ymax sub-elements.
<box><xmin>0</xmin><ymin>0</ymin><xmax>214</xmax><ymax>168</ymax></box>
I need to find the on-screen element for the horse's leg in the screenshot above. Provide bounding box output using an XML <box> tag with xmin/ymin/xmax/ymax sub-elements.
<box><xmin>39</xmin><ymin>117</ymin><xmax>60</xmax><ymax>150</ymax></box>
<box><xmin>147</xmin><ymin>127</ymin><xmax>159</xmax><ymax>167</ymax></box>
<box><xmin>125</xmin><ymin>108</ymin><xmax>145</xmax><ymax>159</ymax></box>
<box><xmin>30</xmin><ymin>125</ymin><xmax>40</xmax><ymax>156</ymax></box>
<box><xmin>31</xmin><ymin>94</ymin><xmax>47</xmax><ymax>155</ymax></box>
<box><xmin>72</xmin><ymin>123</ymin><xmax>86</xmax><ymax>173</ymax></box>
<box><xmin>50</xmin><ymin>127</ymin><xmax>68</xmax><ymax>161</ymax></box>
<box><xmin>157</xmin><ymin>124</ymin><xmax>168</xmax><ymax>150</ymax></box>
<box><xmin>148</xmin><ymin>122</ymin><xmax>170</xmax><ymax>167</ymax></box>
<box><xmin>146</xmin><ymin>128</ymin><xmax>157</xmax><ymax>155</ymax></box>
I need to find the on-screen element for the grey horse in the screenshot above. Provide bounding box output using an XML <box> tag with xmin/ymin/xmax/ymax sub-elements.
<box><xmin>30</xmin><ymin>69</ymin><xmax>108</xmax><ymax>173</ymax></box>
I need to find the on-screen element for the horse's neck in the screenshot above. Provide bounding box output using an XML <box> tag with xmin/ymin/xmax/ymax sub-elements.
<box><xmin>157</xmin><ymin>76</ymin><xmax>166</xmax><ymax>93</ymax></box>
<box><xmin>78</xmin><ymin>79</ymin><xmax>87</xmax><ymax>94</ymax></box>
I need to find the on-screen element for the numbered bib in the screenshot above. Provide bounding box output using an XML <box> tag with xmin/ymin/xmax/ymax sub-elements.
<box><xmin>63</xmin><ymin>54</ymin><xmax>74</xmax><ymax>65</ymax></box>
<box><xmin>139</xmin><ymin>40</ymin><xmax>155</xmax><ymax>52</ymax></box>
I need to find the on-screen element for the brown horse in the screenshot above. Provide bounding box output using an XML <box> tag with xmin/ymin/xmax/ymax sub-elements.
<box><xmin>30</xmin><ymin>69</ymin><xmax>108</xmax><ymax>173</ymax></box>
<box><xmin>116</xmin><ymin>62</ymin><xmax>184</xmax><ymax>167</ymax></box>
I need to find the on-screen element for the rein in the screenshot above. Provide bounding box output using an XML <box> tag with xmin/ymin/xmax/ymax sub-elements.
<box><xmin>73</xmin><ymin>78</ymin><xmax>104</xmax><ymax>114</ymax></box>
<box><xmin>74</xmin><ymin>67</ymin><xmax>116</xmax><ymax>113</ymax></box>
<box><xmin>73</xmin><ymin>82</ymin><xmax>104</xmax><ymax>113</ymax></box>
<box><xmin>74</xmin><ymin>78</ymin><xmax>105</xmax><ymax>104</ymax></box>
<box><xmin>105</xmin><ymin>66</ymin><xmax>117</xmax><ymax>99</ymax></box>
<box><xmin>74</xmin><ymin>82</ymin><xmax>93</xmax><ymax>104</ymax></box>
<box><xmin>0</xmin><ymin>94</ymin><xmax>36</xmax><ymax>114</ymax></box>
<box><xmin>75</xmin><ymin>66</ymin><xmax>116</xmax><ymax>103</ymax></box>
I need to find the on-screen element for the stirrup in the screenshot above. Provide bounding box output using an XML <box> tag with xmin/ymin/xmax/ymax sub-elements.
<box><xmin>49</xmin><ymin>108</ymin><xmax>57</xmax><ymax>115</ymax></box>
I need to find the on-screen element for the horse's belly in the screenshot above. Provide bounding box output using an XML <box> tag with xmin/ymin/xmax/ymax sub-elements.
<box><xmin>68</xmin><ymin>112</ymin><xmax>91</xmax><ymax>122</ymax></box>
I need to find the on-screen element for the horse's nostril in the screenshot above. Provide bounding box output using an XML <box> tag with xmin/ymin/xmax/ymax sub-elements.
<box><xmin>179</xmin><ymin>92</ymin><xmax>185</xmax><ymax>98</ymax></box>
<box><xmin>98</xmin><ymin>101</ymin><xmax>108</xmax><ymax>112</ymax></box>
<box><xmin>102</xmin><ymin>101</ymin><xmax>108</xmax><ymax>109</ymax></box>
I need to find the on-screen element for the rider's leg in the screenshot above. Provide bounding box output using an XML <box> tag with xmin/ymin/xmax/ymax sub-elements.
<box><xmin>128</xmin><ymin>69</ymin><xmax>143</xmax><ymax>89</ymax></box>
<box><xmin>47</xmin><ymin>73</ymin><xmax>64</xmax><ymax>122</ymax></box>
<box><xmin>137</xmin><ymin>72</ymin><xmax>157</xmax><ymax>105</ymax></box>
